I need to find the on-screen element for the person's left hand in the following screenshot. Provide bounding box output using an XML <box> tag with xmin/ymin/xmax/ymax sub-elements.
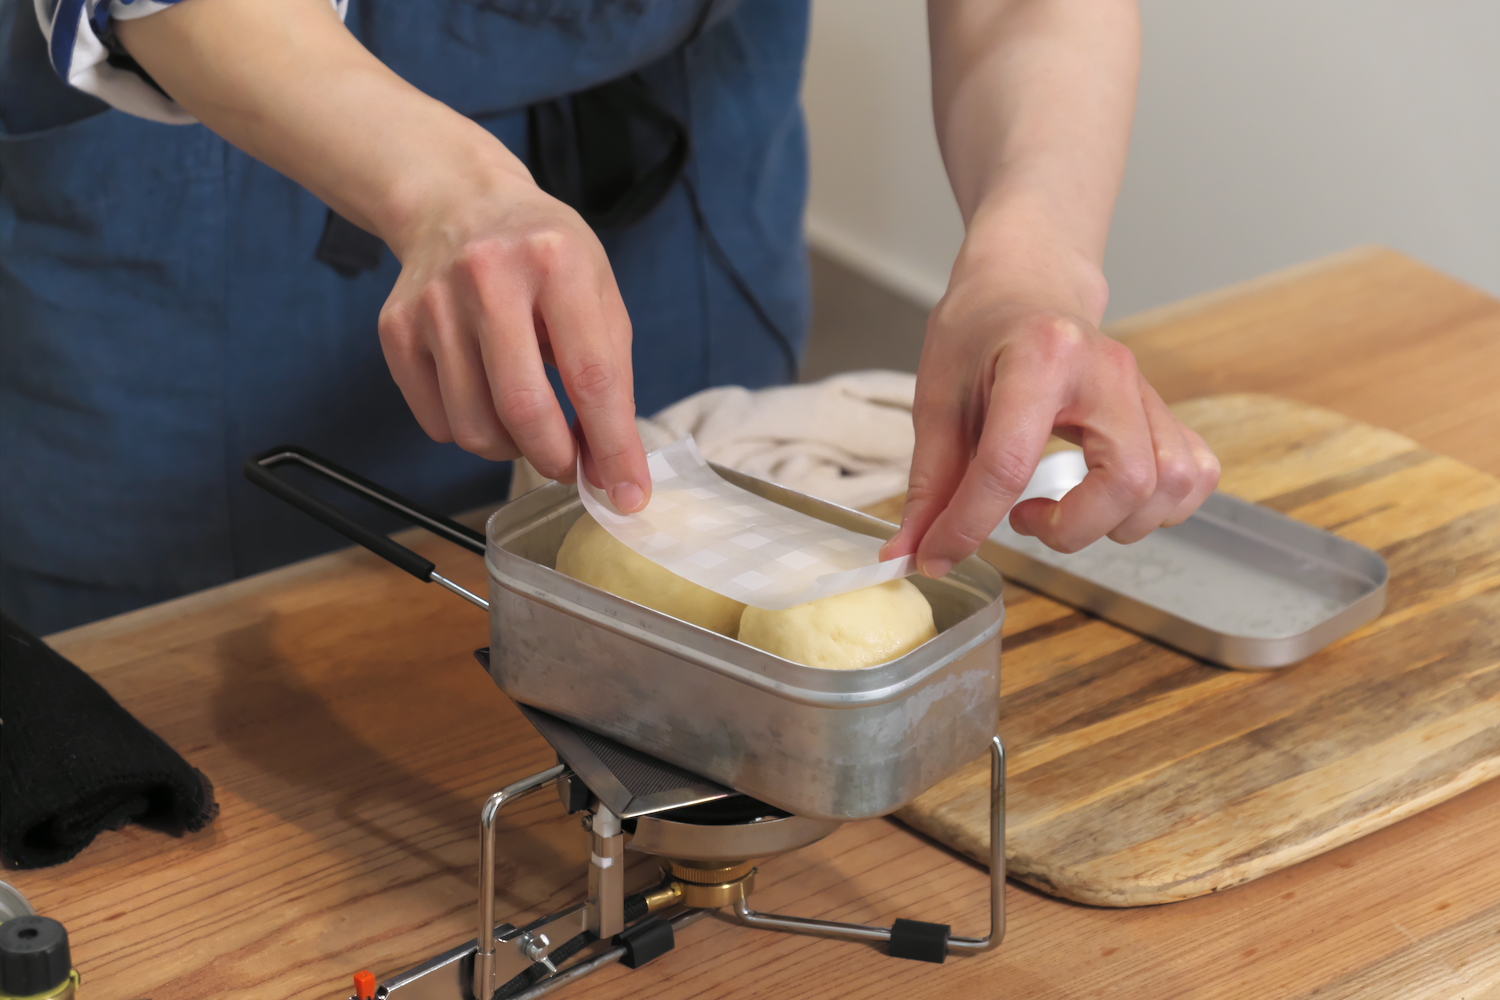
<box><xmin>881</xmin><ymin>250</ymin><xmax>1221</xmax><ymax>578</ymax></box>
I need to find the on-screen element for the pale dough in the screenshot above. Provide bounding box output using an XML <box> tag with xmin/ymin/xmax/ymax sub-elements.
<box><xmin>554</xmin><ymin>513</ymin><xmax>746</xmax><ymax>636</ymax></box>
<box><xmin>737</xmin><ymin>578</ymin><xmax>938</xmax><ymax>670</ymax></box>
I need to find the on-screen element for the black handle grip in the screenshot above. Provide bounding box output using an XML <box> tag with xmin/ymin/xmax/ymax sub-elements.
<box><xmin>243</xmin><ymin>445</ymin><xmax>486</xmax><ymax>582</ymax></box>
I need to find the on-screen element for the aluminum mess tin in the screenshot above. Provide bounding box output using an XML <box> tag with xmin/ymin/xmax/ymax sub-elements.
<box><xmin>986</xmin><ymin>450</ymin><xmax>1388</xmax><ymax>670</ymax></box>
<box><xmin>485</xmin><ymin>467</ymin><xmax>1004</xmax><ymax>823</ymax></box>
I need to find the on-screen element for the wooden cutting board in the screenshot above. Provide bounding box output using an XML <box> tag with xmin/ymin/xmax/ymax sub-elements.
<box><xmin>889</xmin><ymin>393</ymin><xmax>1500</xmax><ymax>907</ymax></box>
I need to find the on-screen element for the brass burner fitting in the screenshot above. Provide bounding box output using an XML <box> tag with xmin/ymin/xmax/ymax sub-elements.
<box><xmin>642</xmin><ymin>879</ymin><xmax>685</xmax><ymax>914</ymax></box>
<box><xmin>666</xmin><ymin>859</ymin><xmax>756</xmax><ymax>884</ymax></box>
<box><xmin>662</xmin><ymin>859</ymin><xmax>757</xmax><ymax>909</ymax></box>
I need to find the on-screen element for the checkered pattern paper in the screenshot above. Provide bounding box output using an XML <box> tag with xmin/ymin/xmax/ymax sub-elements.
<box><xmin>577</xmin><ymin>438</ymin><xmax>917</xmax><ymax>610</ymax></box>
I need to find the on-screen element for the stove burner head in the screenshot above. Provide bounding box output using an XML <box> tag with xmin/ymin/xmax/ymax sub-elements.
<box><xmin>626</xmin><ymin>806</ymin><xmax>840</xmax><ymax>863</ymax></box>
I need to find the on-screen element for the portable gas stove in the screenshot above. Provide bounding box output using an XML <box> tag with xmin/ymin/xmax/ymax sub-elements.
<box><xmin>238</xmin><ymin>446</ymin><xmax>1005</xmax><ymax>1000</ymax></box>
<box><xmin>348</xmin><ymin>663</ymin><xmax>1005</xmax><ymax>1000</ymax></box>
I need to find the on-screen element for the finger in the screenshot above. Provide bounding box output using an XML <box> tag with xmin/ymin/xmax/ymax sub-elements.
<box><xmin>423</xmin><ymin>282</ymin><xmax>522</xmax><ymax>462</ymax></box>
<box><xmin>539</xmin><ymin>255</ymin><xmax>650</xmax><ymax>513</ymax></box>
<box><xmin>1007</xmin><ymin>376</ymin><xmax>1157</xmax><ymax>554</ymax></box>
<box><xmin>913</xmin><ymin>360</ymin><xmax>1059</xmax><ymax>575</ymax></box>
<box><xmin>464</xmin><ymin>268</ymin><xmax>577</xmax><ymax>481</ymax></box>
<box><xmin>379</xmin><ymin>296</ymin><xmax>454</xmax><ymax>443</ymax></box>
<box><xmin>881</xmin><ymin>387</ymin><xmax>973</xmax><ymax>565</ymax></box>
<box><xmin>1162</xmin><ymin>425</ymin><xmax>1221</xmax><ymax>526</ymax></box>
<box><xmin>1105</xmin><ymin>380</ymin><xmax>1198</xmax><ymax>544</ymax></box>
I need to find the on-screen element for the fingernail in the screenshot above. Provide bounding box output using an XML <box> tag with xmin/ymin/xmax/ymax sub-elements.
<box><xmin>610</xmin><ymin>481</ymin><xmax>645</xmax><ymax>512</ymax></box>
<box><xmin>921</xmin><ymin>557</ymin><xmax>953</xmax><ymax>579</ymax></box>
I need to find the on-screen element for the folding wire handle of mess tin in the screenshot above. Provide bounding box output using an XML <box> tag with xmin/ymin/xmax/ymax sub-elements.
<box><xmin>243</xmin><ymin>446</ymin><xmax>493</xmax><ymax>611</ymax></box>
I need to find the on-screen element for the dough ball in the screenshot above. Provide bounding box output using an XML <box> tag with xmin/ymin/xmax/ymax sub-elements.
<box><xmin>737</xmin><ymin>579</ymin><xmax>938</xmax><ymax>670</ymax></box>
<box><xmin>554</xmin><ymin>513</ymin><xmax>745</xmax><ymax>636</ymax></box>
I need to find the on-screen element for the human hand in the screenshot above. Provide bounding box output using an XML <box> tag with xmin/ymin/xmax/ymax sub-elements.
<box><xmin>881</xmin><ymin>258</ymin><xmax>1220</xmax><ymax>577</ymax></box>
<box><xmin>113</xmin><ymin>0</ymin><xmax>650</xmax><ymax>510</ymax></box>
<box><xmin>115</xmin><ymin>0</ymin><xmax>651</xmax><ymax>511</ymax></box>
<box><xmin>906</xmin><ymin>0</ymin><xmax>1191</xmax><ymax>573</ymax></box>
<box><xmin>376</xmin><ymin>156</ymin><xmax>651</xmax><ymax>511</ymax></box>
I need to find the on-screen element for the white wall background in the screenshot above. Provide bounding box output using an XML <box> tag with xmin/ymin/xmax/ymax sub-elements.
<box><xmin>803</xmin><ymin>0</ymin><xmax>1500</xmax><ymax>321</ymax></box>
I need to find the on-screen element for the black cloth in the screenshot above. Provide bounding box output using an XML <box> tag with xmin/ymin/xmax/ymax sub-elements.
<box><xmin>0</xmin><ymin>612</ymin><xmax>218</xmax><ymax>869</ymax></box>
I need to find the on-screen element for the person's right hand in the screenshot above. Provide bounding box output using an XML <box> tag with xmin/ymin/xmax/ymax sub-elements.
<box><xmin>378</xmin><ymin>161</ymin><xmax>652</xmax><ymax>511</ymax></box>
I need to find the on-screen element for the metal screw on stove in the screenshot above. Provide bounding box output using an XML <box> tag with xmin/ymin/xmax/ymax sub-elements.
<box><xmin>518</xmin><ymin>931</ymin><xmax>556</xmax><ymax>974</ymax></box>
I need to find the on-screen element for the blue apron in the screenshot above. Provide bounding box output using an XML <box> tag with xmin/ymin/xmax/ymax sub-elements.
<box><xmin>0</xmin><ymin>0</ymin><xmax>811</xmax><ymax>635</ymax></box>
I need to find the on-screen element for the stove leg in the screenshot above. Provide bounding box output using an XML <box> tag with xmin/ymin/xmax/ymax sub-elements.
<box><xmin>585</xmin><ymin>803</ymin><xmax>626</xmax><ymax>939</ymax></box>
<box><xmin>475</xmin><ymin>763</ymin><xmax>568</xmax><ymax>1000</ymax></box>
<box><xmin>732</xmin><ymin>735</ymin><xmax>1006</xmax><ymax>959</ymax></box>
<box><xmin>949</xmin><ymin>734</ymin><xmax>1006</xmax><ymax>955</ymax></box>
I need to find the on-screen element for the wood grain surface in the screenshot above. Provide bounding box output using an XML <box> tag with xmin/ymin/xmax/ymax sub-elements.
<box><xmin>8</xmin><ymin>248</ymin><xmax>1500</xmax><ymax>1000</ymax></box>
<box><xmin>1115</xmin><ymin>246</ymin><xmax>1500</xmax><ymax>480</ymax></box>
<box><xmin>897</xmin><ymin>393</ymin><xmax>1500</xmax><ymax>906</ymax></box>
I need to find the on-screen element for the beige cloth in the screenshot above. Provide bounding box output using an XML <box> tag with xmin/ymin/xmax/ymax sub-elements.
<box><xmin>508</xmin><ymin>370</ymin><xmax>918</xmax><ymax>509</ymax></box>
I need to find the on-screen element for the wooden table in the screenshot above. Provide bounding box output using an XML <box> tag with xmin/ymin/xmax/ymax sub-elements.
<box><xmin>12</xmin><ymin>248</ymin><xmax>1500</xmax><ymax>1000</ymax></box>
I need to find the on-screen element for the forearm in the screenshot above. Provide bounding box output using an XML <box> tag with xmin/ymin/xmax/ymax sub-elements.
<box><xmin>115</xmin><ymin>0</ymin><xmax>525</xmax><ymax>256</ymax></box>
<box><xmin>119</xmin><ymin>0</ymin><xmax>650</xmax><ymax>504</ymax></box>
<box><xmin>928</xmin><ymin>0</ymin><xmax>1139</xmax><ymax>322</ymax></box>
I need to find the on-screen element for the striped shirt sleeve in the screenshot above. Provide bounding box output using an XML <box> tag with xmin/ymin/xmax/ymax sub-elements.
<box><xmin>34</xmin><ymin>0</ymin><xmax>348</xmax><ymax>126</ymax></box>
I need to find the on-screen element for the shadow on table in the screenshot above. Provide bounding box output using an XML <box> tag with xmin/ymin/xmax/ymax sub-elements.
<box><xmin>207</xmin><ymin>613</ymin><xmax>583</xmax><ymax>921</ymax></box>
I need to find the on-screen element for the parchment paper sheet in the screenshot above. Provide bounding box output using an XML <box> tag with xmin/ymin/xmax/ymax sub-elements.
<box><xmin>577</xmin><ymin>438</ymin><xmax>917</xmax><ymax>610</ymax></box>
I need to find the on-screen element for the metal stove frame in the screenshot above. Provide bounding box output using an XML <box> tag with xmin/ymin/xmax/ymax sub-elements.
<box><xmin>357</xmin><ymin>726</ymin><xmax>1004</xmax><ymax>1000</ymax></box>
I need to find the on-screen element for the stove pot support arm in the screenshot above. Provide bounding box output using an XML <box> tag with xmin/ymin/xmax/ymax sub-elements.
<box><xmin>476</xmin><ymin>764</ymin><xmax>570</xmax><ymax>998</ymax></box>
<box><xmin>732</xmin><ymin>735</ymin><xmax>1006</xmax><ymax>961</ymax></box>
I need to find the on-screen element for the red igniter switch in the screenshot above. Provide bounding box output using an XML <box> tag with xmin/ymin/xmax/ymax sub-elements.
<box><xmin>352</xmin><ymin>969</ymin><xmax>377</xmax><ymax>999</ymax></box>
